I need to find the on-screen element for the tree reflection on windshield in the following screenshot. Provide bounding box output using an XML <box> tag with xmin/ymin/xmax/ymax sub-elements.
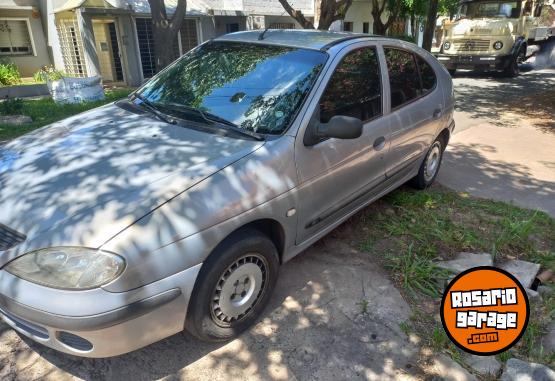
<box><xmin>138</xmin><ymin>41</ymin><xmax>328</xmax><ymax>135</ymax></box>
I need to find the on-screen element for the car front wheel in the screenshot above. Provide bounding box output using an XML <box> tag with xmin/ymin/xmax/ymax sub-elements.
<box><xmin>186</xmin><ymin>229</ymin><xmax>279</xmax><ymax>342</ymax></box>
<box><xmin>410</xmin><ymin>138</ymin><xmax>444</xmax><ymax>189</ymax></box>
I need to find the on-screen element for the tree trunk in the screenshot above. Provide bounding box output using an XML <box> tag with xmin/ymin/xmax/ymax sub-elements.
<box><xmin>422</xmin><ymin>0</ymin><xmax>439</xmax><ymax>51</ymax></box>
<box><xmin>148</xmin><ymin>0</ymin><xmax>187</xmax><ymax>72</ymax></box>
<box><xmin>371</xmin><ymin>0</ymin><xmax>396</xmax><ymax>36</ymax></box>
<box><xmin>411</xmin><ymin>14</ymin><xmax>416</xmax><ymax>39</ymax></box>
<box><xmin>278</xmin><ymin>0</ymin><xmax>353</xmax><ymax>30</ymax></box>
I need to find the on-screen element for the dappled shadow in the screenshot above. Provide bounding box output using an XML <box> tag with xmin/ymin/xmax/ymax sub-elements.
<box><xmin>3</xmin><ymin>234</ymin><xmax>422</xmax><ymax>380</ymax></box>
<box><xmin>453</xmin><ymin>68</ymin><xmax>555</xmax><ymax>133</ymax></box>
<box><xmin>438</xmin><ymin>142</ymin><xmax>555</xmax><ymax>216</ymax></box>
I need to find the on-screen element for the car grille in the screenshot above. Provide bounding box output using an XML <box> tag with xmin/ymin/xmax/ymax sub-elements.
<box><xmin>453</xmin><ymin>39</ymin><xmax>491</xmax><ymax>52</ymax></box>
<box><xmin>0</xmin><ymin>223</ymin><xmax>26</xmax><ymax>251</ymax></box>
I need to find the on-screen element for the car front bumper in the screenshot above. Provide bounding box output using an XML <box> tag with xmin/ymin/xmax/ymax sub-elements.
<box><xmin>436</xmin><ymin>54</ymin><xmax>512</xmax><ymax>70</ymax></box>
<box><xmin>0</xmin><ymin>263</ymin><xmax>202</xmax><ymax>358</ymax></box>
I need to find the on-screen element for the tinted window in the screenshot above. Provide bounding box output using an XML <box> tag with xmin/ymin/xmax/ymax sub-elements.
<box><xmin>320</xmin><ymin>47</ymin><xmax>382</xmax><ymax>123</ymax></box>
<box><xmin>384</xmin><ymin>48</ymin><xmax>420</xmax><ymax>109</ymax></box>
<box><xmin>416</xmin><ymin>55</ymin><xmax>436</xmax><ymax>94</ymax></box>
<box><xmin>137</xmin><ymin>41</ymin><xmax>327</xmax><ymax>135</ymax></box>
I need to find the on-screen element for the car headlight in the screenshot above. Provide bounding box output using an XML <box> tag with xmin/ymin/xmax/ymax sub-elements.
<box><xmin>493</xmin><ymin>41</ymin><xmax>503</xmax><ymax>50</ymax></box>
<box><xmin>4</xmin><ymin>247</ymin><xmax>125</xmax><ymax>290</ymax></box>
<box><xmin>443</xmin><ymin>41</ymin><xmax>451</xmax><ymax>50</ymax></box>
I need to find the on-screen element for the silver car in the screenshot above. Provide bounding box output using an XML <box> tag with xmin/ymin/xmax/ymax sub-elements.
<box><xmin>0</xmin><ymin>30</ymin><xmax>454</xmax><ymax>357</ymax></box>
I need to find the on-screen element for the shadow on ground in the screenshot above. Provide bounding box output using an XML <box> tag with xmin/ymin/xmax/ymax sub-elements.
<box><xmin>439</xmin><ymin>142</ymin><xmax>555</xmax><ymax>217</ymax></box>
<box><xmin>452</xmin><ymin>68</ymin><xmax>555</xmax><ymax>133</ymax></box>
<box><xmin>0</xmin><ymin>232</ymin><xmax>424</xmax><ymax>381</ymax></box>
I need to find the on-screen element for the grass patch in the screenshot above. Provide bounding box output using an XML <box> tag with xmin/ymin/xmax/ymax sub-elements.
<box><xmin>359</xmin><ymin>186</ymin><xmax>554</xmax><ymax>265</ymax></box>
<box><xmin>0</xmin><ymin>88</ymin><xmax>134</xmax><ymax>141</ymax></box>
<box><xmin>388</xmin><ymin>243</ymin><xmax>451</xmax><ymax>298</ymax></box>
<box><xmin>354</xmin><ymin>185</ymin><xmax>555</xmax><ymax>367</ymax></box>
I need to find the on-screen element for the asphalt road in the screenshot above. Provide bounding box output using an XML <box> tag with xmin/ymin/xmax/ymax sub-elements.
<box><xmin>438</xmin><ymin>67</ymin><xmax>555</xmax><ymax>217</ymax></box>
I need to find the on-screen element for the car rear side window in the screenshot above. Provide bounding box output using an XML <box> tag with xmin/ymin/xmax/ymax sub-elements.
<box><xmin>319</xmin><ymin>47</ymin><xmax>382</xmax><ymax>123</ymax></box>
<box><xmin>384</xmin><ymin>48</ymin><xmax>420</xmax><ymax>109</ymax></box>
<box><xmin>416</xmin><ymin>55</ymin><xmax>436</xmax><ymax>94</ymax></box>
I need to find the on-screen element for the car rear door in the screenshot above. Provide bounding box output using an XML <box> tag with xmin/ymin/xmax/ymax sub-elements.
<box><xmin>294</xmin><ymin>43</ymin><xmax>389</xmax><ymax>244</ymax></box>
<box><xmin>380</xmin><ymin>45</ymin><xmax>443</xmax><ymax>178</ymax></box>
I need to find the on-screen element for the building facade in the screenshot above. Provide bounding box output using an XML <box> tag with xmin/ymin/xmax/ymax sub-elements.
<box><xmin>1</xmin><ymin>0</ymin><xmax>416</xmax><ymax>86</ymax></box>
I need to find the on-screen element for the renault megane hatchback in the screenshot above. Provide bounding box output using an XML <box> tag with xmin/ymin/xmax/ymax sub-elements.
<box><xmin>0</xmin><ymin>30</ymin><xmax>454</xmax><ymax>357</ymax></box>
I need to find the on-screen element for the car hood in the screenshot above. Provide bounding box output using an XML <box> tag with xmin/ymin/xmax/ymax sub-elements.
<box><xmin>0</xmin><ymin>103</ymin><xmax>264</xmax><ymax>266</ymax></box>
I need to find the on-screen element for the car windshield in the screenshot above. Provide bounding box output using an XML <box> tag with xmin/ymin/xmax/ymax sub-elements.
<box><xmin>135</xmin><ymin>41</ymin><xmax>328</xmax><ymax>135</ymax></box>
<box><xmin>457</xmin><ymin>1</ymin><xmax>521</xmax><ymax>19</ymax></box>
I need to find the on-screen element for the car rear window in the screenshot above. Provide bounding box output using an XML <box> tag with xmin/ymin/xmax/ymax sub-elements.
<box><xmin>384</xmin><ymin>47</ymin><xmax>437</xmax><ymax>109</ymax></box>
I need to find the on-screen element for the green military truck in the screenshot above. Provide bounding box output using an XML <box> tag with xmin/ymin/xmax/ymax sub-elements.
<box><xmin>436</xmin><ymin>0</ymin><xmax>555</xmax><ymax>76</ymax></box>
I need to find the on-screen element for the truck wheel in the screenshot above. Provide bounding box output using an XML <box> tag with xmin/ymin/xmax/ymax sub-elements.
<box><xmin>503</xmin><ymin>55</ymin><xmax>519</xmax><ymax>77</ymax></box>
<box><xmin>186</xmin><ymin>229</ymin><xmax>279</xmax><ymax>342</ymax></box>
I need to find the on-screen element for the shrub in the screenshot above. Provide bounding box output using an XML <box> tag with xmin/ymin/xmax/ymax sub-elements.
<box><xmin>0</xmin><ymin>97</ymin><xmax>24</xmax><ymax>115</ymax></box>
<box><xmin>33</xmin><ymin>65</ymin><xmax>65</xmax><ymax>83</ymax></box>
<box><xmin>0</xmin><ymin>60</ymin><xmax>21</xmax><ymax>86</ymax></box>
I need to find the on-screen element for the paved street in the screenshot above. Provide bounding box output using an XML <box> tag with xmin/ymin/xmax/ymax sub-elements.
<box><xmin>438</xmin><ymin>68</ymin><xmax>555</xmax><ymax>217</ymax></box>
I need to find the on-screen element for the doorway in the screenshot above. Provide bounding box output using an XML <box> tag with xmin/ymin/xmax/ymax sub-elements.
<box><xmin>92</xmin><ymin>19</ymin><xmax>124</xmax><ymax>83</ymax></box>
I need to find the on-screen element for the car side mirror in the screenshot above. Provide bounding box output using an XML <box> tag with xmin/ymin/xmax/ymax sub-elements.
<box><xmin>304</xmin><ymin>115</ymin><xmax>363</xmax><ymax>146</ymax></box>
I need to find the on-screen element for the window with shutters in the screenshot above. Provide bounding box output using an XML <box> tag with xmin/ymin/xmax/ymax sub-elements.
<box><xmin>0</xmin><ymin>19</ymin><xmax>34</xmax><ymax>56</ymax></box>
<box><xmin>136</xmin><ymin>18</ymin><xmax>199</xmax><ymax>78</ymax></box>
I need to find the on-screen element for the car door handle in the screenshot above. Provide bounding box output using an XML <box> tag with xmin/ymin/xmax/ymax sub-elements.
<box><xmin>373</xmin><ymin>136</ymin><xmax>386</xmax><ymax>151</ymax></box>
<box><xmin>433</xmin><ymin>109</ymin><xmax>442</xmax><ymax>119</ymax></box>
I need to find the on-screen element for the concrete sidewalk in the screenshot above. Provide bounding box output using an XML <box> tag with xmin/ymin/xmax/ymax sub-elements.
<box><xmin>438</xmin><ymin>122</ymin><xmax>555</xmax><ymax>217</ymax></box>
<box><xmin>438</xmin><ymin>69</ymin><xmax>555</xmax><ymax>217</ymax></box>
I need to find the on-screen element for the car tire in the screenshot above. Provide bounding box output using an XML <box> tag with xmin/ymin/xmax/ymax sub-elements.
<box><xmin>410</xmin><ymin>138</ymin><xmax>444</xmax><ymax>190</ymax></box>
<box><xmin>186</xmin><ymin>229</ymin><xmax>279</xmax><ymax>342</ymax></box>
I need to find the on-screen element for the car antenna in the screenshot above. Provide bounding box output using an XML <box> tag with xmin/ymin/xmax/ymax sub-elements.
<box><xmin>258</xmin><ymin>27</ymin><xmax>269</xmax><ymax>40</ymax></box>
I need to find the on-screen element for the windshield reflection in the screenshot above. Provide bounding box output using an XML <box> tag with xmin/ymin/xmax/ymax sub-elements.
<box><xmin>137</xmin><ymin>41</ymin><xmax>327</xmax><ymax>135</ymax></box>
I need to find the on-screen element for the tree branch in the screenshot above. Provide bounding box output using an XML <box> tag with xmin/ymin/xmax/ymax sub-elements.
<box><xmin>277</xmin><ymin>0</ymin><xmax>315</xmax><ymax>29</ymax></box>
<box><xmin>170</xmin><ymin>0</ymin><xmax>187</xmax><ymax>32</ymax></box>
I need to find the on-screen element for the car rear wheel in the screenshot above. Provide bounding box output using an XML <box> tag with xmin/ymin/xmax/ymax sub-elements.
<box><xmin>186</xmin><ymin>229</ymin><xmax>279</xmax><ymax>342</ymax></box>
<box><xmin>410</xmin><ymin>138</ymin><xmax>444</xmax><ymax>189</ymax></box>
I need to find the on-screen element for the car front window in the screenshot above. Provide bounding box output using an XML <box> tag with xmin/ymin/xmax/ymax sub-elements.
<box><xmin>136</xmin><ymin>41</ymin><xmax>328</xmax><ymax>135</ymax></box>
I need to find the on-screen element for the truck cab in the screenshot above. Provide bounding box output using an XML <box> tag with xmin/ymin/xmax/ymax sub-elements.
<box><xmin>436</xmin><ymin>0</ymin><xmax>555</xmax><ymax>77</ymax></box>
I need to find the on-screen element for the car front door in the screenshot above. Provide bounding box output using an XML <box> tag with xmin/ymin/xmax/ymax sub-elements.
<box><xmin>294</xmin><ymin>43</ymin><xmax>389</xmax><ymax>244</ymax></box>
<box><xmin>381</xmin><ymin>46</ymin><xmax>443</xmax><ymax>178</ymax></box>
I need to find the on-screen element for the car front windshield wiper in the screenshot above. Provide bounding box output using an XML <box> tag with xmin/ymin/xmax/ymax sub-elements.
<box><xmin>133</xmin><ymin>93</ymin><xmax>177</xmax><ymax>126</ymax></box>
<box><xmin>160</xmin><ymin>102</ymin><xmax>265</xmax><ymax>141</ymax></box>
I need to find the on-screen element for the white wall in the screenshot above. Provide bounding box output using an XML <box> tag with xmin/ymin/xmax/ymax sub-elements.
<box><xmin>342</xmin><ymin>0</ymin><xmax>404</xmax><ymax>35</ymax></box>
<box><xmin>243</xmin><ymin>0</ymin><xmax>313</xmax><ymax>15</ymax></box>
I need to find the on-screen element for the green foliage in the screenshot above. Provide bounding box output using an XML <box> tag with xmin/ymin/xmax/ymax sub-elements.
<box><xmin>0</xmin><ymin>60</ymin><xmax>21</xmax><ymax>86</ymax></box>
<box><xmin>431</xmin><ymin>324</ymin><xmax>449</xmax><ymax>350</ymax></box>
<box><xmin>387</xmin><ymin>243</ymin><xmax>451</xmax><ymax>298</ymax></box>
<box><xmin>438</xmin><ymin>0</ymin><xmax>460</xmax><ymax>17</ymax></box>
<box><xmin>0</xmin><ymin>97</ymin><xmax>24</xmax><ymax>115</ymax></box>
<box><xmin>498</xmin><ymin>350</ymin><xmax>512</xmax><ymax>362</ymax></box>
<box><xmin>360</xmin><ymin>187</ymin><xmax>555</xmax><ymax>263</ymax></box>
<box><xmin>33</xmin><ymin>65</ymin><xmax>65</xmax><ymax>83</ymax></box>
<box><xmin>0</xmin><ymin>88</ymin><xmax>133</xmax><ymax>141</ymax></box>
